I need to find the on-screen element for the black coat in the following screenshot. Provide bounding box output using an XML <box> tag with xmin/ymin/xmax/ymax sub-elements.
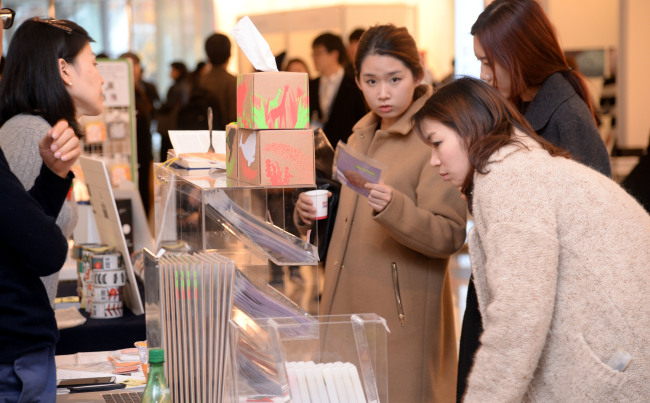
<box><xmin>525</xmin><ymin>72</ymin><xmax>611</xmax><ymax>177</ymax></box>
<box><xmin>309</xmin><ymin>74</ymin><xmax>367</xmax><ymax>147</ymax></box>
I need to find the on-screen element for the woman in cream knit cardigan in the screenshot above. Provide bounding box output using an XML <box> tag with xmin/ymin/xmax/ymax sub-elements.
<box><xmin>413</xmin><ymin>77</ymin><xmax>650</xmax><ymax>402</ymax></box>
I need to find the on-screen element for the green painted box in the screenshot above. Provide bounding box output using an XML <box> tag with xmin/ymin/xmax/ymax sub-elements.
<box><xmin>236</xmin><ymin>72</ymin><xmax>309</xmax><ymax>130</ymax></box>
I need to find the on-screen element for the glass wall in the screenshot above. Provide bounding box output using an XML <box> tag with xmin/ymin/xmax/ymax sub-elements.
<box><xmin>1</xmin><ymin>0</ymin><xmax>214</xmax><ymax>99</ymax></box>
<box><xmin>2</xmin><ymin>0</ymin><xmax>48</xmax><ymax>49</ymax></box>
<box><xmin>3</xmin><ymin>0</ymin><xmax>122</xmax><ymax>58</ymax></box>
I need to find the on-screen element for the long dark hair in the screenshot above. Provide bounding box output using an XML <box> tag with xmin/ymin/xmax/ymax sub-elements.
<box><xmin>354</xmin><ymin>24</ymin><xmax>423</xmax><ymax>81</ymax></box>
<box><xmin>0</xmin><ymin>18</ymin><xmax>94</xmax><ymax>135</ymax></box>
<box><xmin>471</xmin><ymin>0</ymin><xmax>596</xmax><ymax>121</ymax></box>
<box><xmin>412</xmin><ymin>77</ymin><xmax>569</xmax><ymax>195</ymax></box>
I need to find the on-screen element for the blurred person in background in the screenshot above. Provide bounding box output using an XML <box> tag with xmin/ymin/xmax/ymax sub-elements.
<box><xmin>284</xmin><ymin>57</ymin><xmax>311</xmax><ymax>78</ymax></box>
<box><xmin>120</xmin><ymin>51</ymin><xmax>155</xmax><ymax>217</ymax></box>
<box><xmin>309</xmin><ymin>32</ymin><xmax>367</xmax><ymax>147</ymax></box>
<box><xmin>345</xmin><ymin>27</ymin><xmax>365</xmax><ymax>77</ymax></box>
<box><xmin>157</xmin><ymin>61</ymin><xmax>190</xmax><ymax>159</ymax></box>
<box><xmin>198</xmin><ymin>32</ymin><xmax>236</xmax><ymax>129</ymax></box>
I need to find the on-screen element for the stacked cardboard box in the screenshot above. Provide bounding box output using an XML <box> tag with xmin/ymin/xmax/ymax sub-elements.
<box><xmin>228</xmin><ymin>71</ymin><xmax>315</xmax><ymax>186</ymax></box>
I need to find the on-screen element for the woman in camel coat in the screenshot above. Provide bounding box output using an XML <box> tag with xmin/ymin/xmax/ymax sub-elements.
<box><xmin>296</xmin><ymin>25</ymin><xmax>467</xmax><ymax>402</ymax></box>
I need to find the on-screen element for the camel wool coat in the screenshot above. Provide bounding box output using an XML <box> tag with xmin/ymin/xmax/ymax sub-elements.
<box><xmin>320</xmin><ymin>85</ymin><xmax>467</xmax><ymax>402</ymax></box>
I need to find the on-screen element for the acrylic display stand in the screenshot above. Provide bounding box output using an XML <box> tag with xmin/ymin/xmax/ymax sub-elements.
<box><xmin>229</xmin><ymin>313</ymin><xmax>389</xmax><ymax>402</ymax></box>
<box><xmin>147</xmin><ymin>166</ymin><xmax>388</xmax><ymax>402</ymax></box>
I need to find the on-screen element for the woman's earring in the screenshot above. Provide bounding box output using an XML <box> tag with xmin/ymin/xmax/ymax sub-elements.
<box><xmin>68</xmin><ymin>82</ymin><xmax>72</xmax><ymax>86</ymax></box>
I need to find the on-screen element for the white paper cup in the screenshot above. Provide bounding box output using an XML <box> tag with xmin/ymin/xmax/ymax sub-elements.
<box><xmin>305</xmin><ymin>189</ymin><xmax>329</xmax><ymax>220</ymax></box>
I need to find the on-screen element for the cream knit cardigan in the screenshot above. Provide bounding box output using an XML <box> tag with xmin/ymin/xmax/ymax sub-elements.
<box><xmin>464</xmin><ymin>132</ymin><xmax>650</xmax><ymax>402</ymax></box>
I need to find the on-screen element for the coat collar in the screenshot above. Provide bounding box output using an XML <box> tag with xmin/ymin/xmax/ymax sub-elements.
<box><xmin>352</xmin><ymin>84</ymin><xmax>433</xmax><ymax>136</ymax></box>
<box><xmin>524</xmin><ymin>72</ymin><xmax>574</xmax><ymax>132</ymax></box>
<box><xmin>486</xmin><ymin>129</ymin><xmax>543</xmax><ymax>165</ymax></box>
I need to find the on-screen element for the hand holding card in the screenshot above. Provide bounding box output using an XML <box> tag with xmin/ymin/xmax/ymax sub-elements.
<box><xmin>333</xmin><ymin>141</ymin><xmax>386</xmax><ymax>198</ymax></box>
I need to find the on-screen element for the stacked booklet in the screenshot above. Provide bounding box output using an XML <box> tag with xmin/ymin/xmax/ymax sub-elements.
<box><xmin>156</xmin><ymin>252</ymin><xmax>235</xmax><ymax>403</ymax></box>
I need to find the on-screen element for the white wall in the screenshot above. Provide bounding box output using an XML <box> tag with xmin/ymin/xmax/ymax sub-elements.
<box><xmin>212</xmin><ymin>0</ymin><xmax>455</xmax><ymax>82</ymax></box>
<box><xmin>240</xmin><ymin>5</ymin><xmax>417</xmax><ymax>76</ymax></box>
<box><xmin>417</xmin><ymin>0</ymin><xmax>455</xmax><ymax>80</ymax></box>
<box><xmin>210</xmin><ymin>0</ymin><xmax>648</xmax><ymax>149</ymax></box>
<box><xmin>499</xmin><ymin>0</ymin><xmax>649</xmax><ymax>149</ymax></box>
<box><xmin>547</xmin><ymin>0</ymin><xmax>618</xmax><ymax>50</ymax></box>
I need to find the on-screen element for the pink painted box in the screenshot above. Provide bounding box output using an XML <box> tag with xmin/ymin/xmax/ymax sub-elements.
<box><xmin>227</xmin><ymin>128</ymin><xmax>315</xmax><ymax>186</ymax></box>
<box><xmin>237</xmin><ymin>72</ymin><xmax>309</xmax><ymax>130</ymax></box>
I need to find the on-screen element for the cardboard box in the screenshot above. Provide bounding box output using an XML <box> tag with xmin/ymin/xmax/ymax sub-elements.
<box><xmin>226</xmin><ymin>123</ymin><xmax>238</xmax><ymax>180</ymax></box>
<box><xmin>228</xmin><ymin>128</ymin><xmax>315</xmax><ymax>186</ymax></box>
<box><xmin>237</xmin><ymin>72</ymin><xmax>309</xmax><ymax>130</ymax></box>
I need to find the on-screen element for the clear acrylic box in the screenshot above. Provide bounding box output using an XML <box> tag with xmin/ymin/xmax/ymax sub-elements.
<box><xmin>154</xmin><ymin>164</ymin><xmax>319</xmax><ymax>296</ymax></box>
<box><xmin>154</xmin><ymin>165</ymin><xmax>315</xmax><ymax>262</ymax></box>
<box><xmin>229</xmin><ymin>313</ymin><xmax>389</xmax><ymax>402</ymax></box>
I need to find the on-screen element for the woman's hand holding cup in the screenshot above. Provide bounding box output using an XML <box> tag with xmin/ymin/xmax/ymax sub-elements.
<box><xmin>297</xmin><ymin>190</ymin><xmax>331</xmax><ymax>226</ymax></box>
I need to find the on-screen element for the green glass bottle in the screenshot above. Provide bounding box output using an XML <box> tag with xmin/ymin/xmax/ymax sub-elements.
<box><xmin>141</xmin><ymin>348</ymin><xmax>171</xmax><ymax>402</ymax></box>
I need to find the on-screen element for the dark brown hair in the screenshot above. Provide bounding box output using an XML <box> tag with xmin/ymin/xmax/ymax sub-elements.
<box><xmin>312</xmin><ymin>32</ymin><xmax>347</xmax><ymax>66</ymax></box>
<box><xmin>412</xmin><ymin>77</ymin><xmax>569</xmax><ymax>195</ymax></box>
<box><xmin>204</xmin><ymin>33</ymin><xmax>231</xmax><ymax>66</ymax></box>
<box><xmin>354</xmin><ymin>24</ymin><xmax>423</xmax><ymax>81</ymax></box>
<box><xmin>471</xmin><ymin>0</ymin><xmax>596</xmax><ymax>120</ymax></box>
<box><xmin>0</xmin><ymin>18</ymin><xmax>94</xmax><ymax>136</ymax></box>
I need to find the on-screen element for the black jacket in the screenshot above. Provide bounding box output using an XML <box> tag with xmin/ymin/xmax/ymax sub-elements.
<box><xmin>0</xmin><ymin>151</ymin><xmax>70</xmax><ymax>363</ymax></box>
<box><xmin>309</xmin><ymin>74</ymin><xmax>367</xmax><ymax>147</ymax></box>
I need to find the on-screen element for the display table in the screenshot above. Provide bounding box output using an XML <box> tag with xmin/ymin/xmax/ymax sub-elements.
<box><xmin>56</xmin><ymin>308</ymin><xmax>145</xmax><ymax>356</ymax></box>
<box><xmin>55</xmin><ymin>279</ymin><xmax>146</xmax><ymax>356</ymax></box>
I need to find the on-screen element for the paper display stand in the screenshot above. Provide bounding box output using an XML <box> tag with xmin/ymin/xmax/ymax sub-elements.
<box><xmin>80</xmin><ymin>155</ymin><xmax>144</xmax><ymax>315</ymax></box>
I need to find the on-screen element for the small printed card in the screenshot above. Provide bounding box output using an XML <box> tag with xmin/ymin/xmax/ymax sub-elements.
<box><xmin>333</xmin><ymin>141</ymin><xmax>386</xmax><ymax>197</ymax></box>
